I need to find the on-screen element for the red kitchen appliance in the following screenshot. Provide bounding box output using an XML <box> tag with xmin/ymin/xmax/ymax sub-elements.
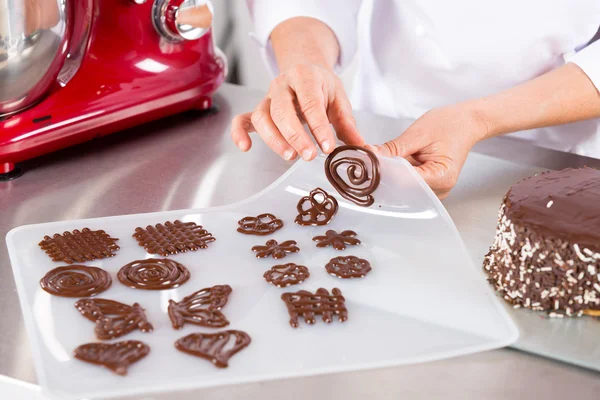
<box><xmin>0</xmin><ymin>0</ymin><xmax>226</xmax><ymax>180</ymax></box>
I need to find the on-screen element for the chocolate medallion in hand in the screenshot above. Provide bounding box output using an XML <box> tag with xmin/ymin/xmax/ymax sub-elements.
<box><xmin>168</xmin><ymin>285</ymin><xmax>232</xmax><ymax>329</ymax></box>
<box><xmin>74</xmin><ymin>298</ymin><xmax>153</xmax><ymax>340</ymax></box>
<box><xmin>252</xmin><ymin>239</ymin><xmax>299</xmax><ymax>259</ymax></box>
<box><xmin>74</xmin><ymin>340</ymin><xmax>150</xmax><ymax>376</ymax></box>
<box><xmin>237</xmin><ymin>213</ymin><xmax>283</xmax><ymax>235</ymax></box>
<box><xmin>294</xmin><ymin>188</ymin><xmax>338</xmax><ymax>226</ymax></box>
<box><xmin>325</xmin><ymin>145</ymin><xmax>380</xmax><ymax>207</ymax></box>
<box><xmin>264</xmin><ymin>263</ymin><xmax>310</xmax><ymax>287</ymax></box>
<box><xmin>325</xmin><ymin>256</ymin><xmax>372</xmax><ymax>278</ymax></box>
<box><xmin>313</xmin><ymin>230</ymin><xmax>361</xmax><ymax>250</ymax></box>
<box><xmin>40</xmin><ymin>265</ymin><xmax>112</xmax><ymax>297</ymax></box>
<box><xmin>174</xmin><ymin>330</ymin><xmax>251</xmax><ymax>368</ymax></box>
<box><xmin>281</xmin><ymin>288</ymin><xmax>348</xmax><ymax>328</ymax></box>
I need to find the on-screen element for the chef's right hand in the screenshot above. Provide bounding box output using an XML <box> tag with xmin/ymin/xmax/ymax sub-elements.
<box><xmin>231</xmin><ymin>63</ymin><xmax>364</xmax><ymax>161</ymax></box>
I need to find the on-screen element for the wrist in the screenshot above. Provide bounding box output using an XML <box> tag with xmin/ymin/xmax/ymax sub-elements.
<box><xmin>464</xmin><ymin>98</ymin><xmax>501</xmax><ymax>142</ymax></box>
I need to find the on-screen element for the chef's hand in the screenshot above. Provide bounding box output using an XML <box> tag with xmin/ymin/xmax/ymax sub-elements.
<box><xmin>369</xmin><ymin>104</ymin><xmax>487</xmax><ymax>199</ymax></box>
<box><xmin>231</xmin><ymin>63</ymin><xmax>363</xmax><ymax>161</ymax></box>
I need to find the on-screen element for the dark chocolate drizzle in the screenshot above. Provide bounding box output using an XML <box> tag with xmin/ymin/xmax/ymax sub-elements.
<box><xmin>505</xmin><ymin>167</ymin><xmax>600</xmax><ymax>249</ymax></box>
<box><xmin>294</xmin><ymin>188</ymin><xmax>338</xmax><ymax>226</ymax></box>
<box><xmin>74</xmin><ymin>298</ymin><xmax>153</xmax><ymax>340</ymax></box>
<box><xmin>281</xmin><ymin>288</ymin><xmax>348</xmax><ymax>328</ymax></box>
<box><xmin>324</xmin><ymin>145</ymin><xmax>380</xmax><ymax>207</ymax></box>
<box><xmin>132</xmin><ymin>220</ymin><xmax>215</xmax><ymax>256</ymax></box>
<box><xmin>117</xmin><ymin>259</ymin><xmax>190</xmax><ymax>290</ymax></box>
<box><xmin>40</xmin><ymin>265</ymin><xmax>112</xmax><ymax>298</ymax></box>
<box><xmin>237</xmin><ymin>213</ymin><xmax>284</xmax><ymax>235</ymax></box>
<box><xmin>39</xmin><ymin>228</ymin><xmax>119</xmax><ymax>264</ymax></box>
<box><xmin>168</xmin><ymin>285</ymin><xmax>232</xmax><ymax>329</ymax></box>
<box><xmin>325</xmin><ymin>256</ymin><xmax>372</xmax><ymax>279</ymax></box>
<box><xmin>264</xmin><ymin>263</ymin><xmax>310</xmax><ymax>287</ymax></box>
<box><xmin>73</xmin><ymin>340</ymin><xmax>150</xmax><ymax>376</ymax></box>
<box><xmin>312</xmin><ymin>230</ymin><xmax>361</xmax><ymax>250</ymax></box>
<box><xmin>174</xmin><ymin>330</ymin><xmax>251</xmax><ymax>368</ymax></box>
<box><xmin>252</xmin><ymin>239</ymin><xmax>300</xmax><ymax>259</ymax></box>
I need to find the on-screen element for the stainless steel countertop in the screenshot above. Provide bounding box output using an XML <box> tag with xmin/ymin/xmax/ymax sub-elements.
<box><xmin>1</xmin><ymin>83</ymin><xmax>600</xmax><ymax>399</ymax></box>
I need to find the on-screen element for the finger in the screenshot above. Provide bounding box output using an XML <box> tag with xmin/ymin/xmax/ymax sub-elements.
<box><xmin>231</xmin><ymin>112</ymin><xmax>254</xmax><ymax>152</ymax></box>
<box><xmin>414</xmin><ymin>161</ymin><xmax>455</xmax><ymax>198</ymax></box>
<box><xmin>368</xmin><ymin>126</ymin><xmax>429</xmax><ymax>158</ymax></box>
<box><xmin>270</xmin><ymin>82</ymin><xmax>318</xmax><ymax>160</ymax></box>
<box><xmin>293</xmin><ymin>86</ymin><xmax>336</xmax><ymax>154</ymax></box>
<box><xmin>251</xmin><ymin>98</ymin><xmax>297</xmax><ymax>160</ymax></box>
<box><xmin>328</xmin><ymin>84</ymin><xmax>364</xmax><ymax>146</ymax></box>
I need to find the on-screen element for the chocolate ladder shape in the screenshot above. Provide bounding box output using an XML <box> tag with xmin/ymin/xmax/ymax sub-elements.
<box><xmin>174</xmin><ymin>330</ymin><xmax>251</xmax><ymax>368</ymax></box>
<box><xmin>281</xmin><ymin>288</ymin><xmax>348</xmax><ymax>328</ymax></box>
<box><xmin>74</xmin><ymin>298</ymin><xmax>153</xmax><ymax>340</ymax></box>
<box><xmin>74</xmin><ymin>340</ymin><xmax>150</xmax><ymax>376</ymax></box>
<box><xmin>168</xmin><ymin>285</ymin><xmax>232</xmax><ymax>329</ymax></box>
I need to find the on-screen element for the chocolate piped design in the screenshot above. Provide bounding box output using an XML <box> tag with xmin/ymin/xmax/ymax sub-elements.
<box><xmin>294</xmin><ymin>188</ymin><xmax>338</xmax><ymax>226</ymax></box>
<box><xmin>324</xmin><ymin>145</ymin><xmax>380</xmax><ymax>207</ymax></box>
<box><xmin>264</xmin><ymin>263</ymin><xmax>310</xmax><ymax>287</ymax></box>
<box><xmin>237</xmin><ymin>213</ymin><xmax>283</xmax><ymax>235</ymax></box>
<box><xmin>117</xmin><ymin>259</ymin><xmax>190</xmax><ymax>290</ymax></box>
<box><xmin>132</xmin><ymin>220</ymin><xmax>215</xmax><ymax>256</ymax></box>
<box><xmin>168</xmin><ymin>285</ymin><xmax>232</xmax><ymax>329</ymax></box>
<box><xmin>40</xmin><ymin>265</ymin><xmax>112</xmax><ymax>297</ymax></box>
<box><xmin>74</xmin><ymin>340</ymin><xmax>150</xmax><ymax>376</ymax></box>
<box><xmin>325</xmin><ymin>256</ymin><xmax>372</xmax><ymax>278</ymax></box>
<box><xmin>281</xmin><ymin>288</ymin><xmax>348</xmax><ymax>327</ymax></box>
<box><xmin>252</xmin><ymin>239</ymin><xmax>299</xmax><ymax>259</ymax></box>
<box><xmin>174</xmin><ymin>330</ymin><xmax>251</xmax><ymax>368</ymax></box>
<box><xmin>39</xmin><ymin>228</ymin><xmax>119</xmax><ymax>264</ymax></box>
<box><xmin>74</xmin><ymin>298</ymin><xmax>153</xmax><ymax>340</ymax></box>
<box><xmin>312</xmin><ymin>230</ymin><xmax>361</xmax><ymax>250</ymax></box>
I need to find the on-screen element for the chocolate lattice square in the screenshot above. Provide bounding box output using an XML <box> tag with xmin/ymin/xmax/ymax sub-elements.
<box><xmin>38</xmin><ymin>228</ymin><xmax>120</xmax><ymax>264</ymax></box>
<box><xmin>281</xmin><ymin>288</ymin><xmax>348</xmax><ymax>328</ymax></box>
<box><xmin>132</xmin><ymin>220</ymin><xmax>215</xmax><ymax>256</ymax></box>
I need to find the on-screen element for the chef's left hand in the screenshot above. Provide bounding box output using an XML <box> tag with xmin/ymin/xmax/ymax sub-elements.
<box><xmin>368</xmin><ymin>104</ymin><xmax>488</xmax><ymax>199</ymax></box>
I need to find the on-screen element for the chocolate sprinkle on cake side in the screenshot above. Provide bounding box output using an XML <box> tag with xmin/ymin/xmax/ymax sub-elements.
<box><xmin>483</xmin><ymin>168</ymin><xmax>600</xmax><ymax>317</ymax></box>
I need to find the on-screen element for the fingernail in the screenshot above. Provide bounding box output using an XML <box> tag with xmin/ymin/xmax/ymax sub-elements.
<box><xmin>301</xmin><ymin>149</ymin><xmax>314</xmax><ymax>161</ymax></box>
<box><xmin>322</xmin><ymin>140</ymin><xmax>332</xmax><ymax>152</ymax></box>
<box><xmin>283</xmin><ymin>149</ymin><xmax>294</xmax><ymax>160</ymax></box>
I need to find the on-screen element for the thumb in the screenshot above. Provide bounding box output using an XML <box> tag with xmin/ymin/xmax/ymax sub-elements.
<box><xmin>368</xmin><ymin>130</ymin><xmax>423</xmax><ymax>158</ymax></box>
<box><xmin>414</xmin><ymin>161</ymin><xmax>455</xmax><ymax>199</ymax></box>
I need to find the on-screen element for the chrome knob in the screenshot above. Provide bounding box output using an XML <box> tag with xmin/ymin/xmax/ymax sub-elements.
<box><xmin>152</xmin><ymin>0</ymin><xmax>213</xmax><ymax>42</ymax></box>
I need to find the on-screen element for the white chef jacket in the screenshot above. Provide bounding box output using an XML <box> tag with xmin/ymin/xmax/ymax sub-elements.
<box><xmin>248</xmin><ymin>0</ymin><xmax>600</xmax><ymax>158</ymax></box>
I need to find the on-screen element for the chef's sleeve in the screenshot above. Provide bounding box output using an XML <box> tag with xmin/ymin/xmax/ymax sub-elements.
<box><xmin>569</xmin><ymin>38</ymin><xmax>600</xmax><ymax>91</ymax></box>
<box><xmin>247</xmin><ymin>0</ymin><xmax>363</xmax><ymax>75</ymax></box>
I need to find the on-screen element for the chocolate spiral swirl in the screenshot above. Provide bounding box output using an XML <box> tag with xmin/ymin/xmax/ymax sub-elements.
<box><xmin>117</xmin><ymin>259</ymin><xmax>190</xmax><ymax>290</ymax></box>
<box><xmin>40</xmin><ymin>265</ymin><xmax>112</xmax><ymax>297</ymax></box>
<box><xmin>324</xmin><ymin>145</ymin><xmax>381</xmax><ymax>207</ymax></box>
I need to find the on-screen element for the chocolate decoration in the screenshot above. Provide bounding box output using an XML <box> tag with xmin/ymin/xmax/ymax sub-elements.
<box><xmin>117</xmin><ymin>259</ymin><xmax>190</xmax><ymax>290</ymax></box>
<box><xmin>74</xmin><ymin>298</ymin><xmax>153</xmax><ymax>340</ymax></box>
<box><xmin>39</xmin><ymin>228</ymin><xmax>119</xmax><ymax>264</ymax></box>
<box><xmin>132</xmin><ymin>220</ymin><xmax>215</xmax><ymax>256</ymax></box>
<box><xmin>168</xmin><ymin>285</ymin><xmax>232</xmax><ymax>329</ymax></box>
<box><xmin>312</xmin><ymin>230</ymin><xmax>361</xmax><ymax>250</ymax></box>
<box><xmin>294</xmin><ymin>188</ymin><xmax>338</xmax><ymax>226</ymax></box>
<box><xmin>281</xmin><ymin>288</ymin><xmax>348</xmax><ymax>328</ymax></box>
<box><xmin>174</xmin><ymin>330</ymin><xmax>251</xmax><ymax>368</ymax></box>
<box><xmin>237</xmin><ymin>213</ymin><xmax>284</xmax><ymax>235</ymax></box>
<box><xmin>325</xmin><ymin>256</ymin><xmax>372</xmax><ymax>279</ymax></box>
<box><xmin>264</xmin><ymin>263</ymin><xmax>310</xmax><ymax>287</ymax></box>
<box><xmin>324</xmin><ymin>145</ymin><xmax>380</xmax><ymax>207</ymax></box>
<box><xmin>484</xmin><ymin>168</ymin><xmax>600</xmax><ymax>317</ymax></box>
<box><xmin>74</xmin><ymin>340</ymin><xmax>150</xmax><ymax>376</ymax></box>
<box><xmin>40</xmin><ymin>265</ymin><xmax>112</xmax><ymax>297</ymax></box>
<box><xmin>252</xmin><ymin>239</ymin><xmax>300</xmax><ymax>259</ymax></box>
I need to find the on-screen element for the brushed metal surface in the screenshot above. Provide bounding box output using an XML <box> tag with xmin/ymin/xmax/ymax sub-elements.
<box><xmin>1</xmin><ymin>83</ymin><xmax>599</xmax><ymax>399</ymax></box>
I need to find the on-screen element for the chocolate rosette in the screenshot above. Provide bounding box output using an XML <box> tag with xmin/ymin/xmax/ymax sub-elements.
<box><xmin>40</xmin><ymin>265</ymin><xmax>112</xmax><ymax>297</ymax></box>
<box><xmin>324</xmin><ymin>145</ymin><xmax>380</xmax><ymax>207</ymax></box>
<box><xmin>117</xmin><ymin>259</ymin><xmax>190</xmax><ymax>290</ymax></box>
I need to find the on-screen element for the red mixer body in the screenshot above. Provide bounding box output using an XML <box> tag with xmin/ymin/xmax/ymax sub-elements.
<box><xmin>0</xmin><ymin>0</ymin><xmax>226</xmax><ymax>176</ymax></box>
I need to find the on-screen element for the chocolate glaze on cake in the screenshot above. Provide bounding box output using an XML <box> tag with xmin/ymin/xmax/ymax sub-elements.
<box><xmin>484</xmin><ymin>168</ymin><xmax>600</xmax><ymax>317</ymax></box>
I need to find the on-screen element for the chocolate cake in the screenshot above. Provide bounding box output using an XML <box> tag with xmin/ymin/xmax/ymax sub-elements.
<box><xmin>483</xmin><ymin>167</ymin><xmax>600</xmax><ymax>317</ymax></box>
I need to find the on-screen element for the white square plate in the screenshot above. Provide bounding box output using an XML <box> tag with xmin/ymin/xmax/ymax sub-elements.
<box><xmin>6</xmin><ymin>154</ymin><xmax>518</xmax><ymax>400</ymax></box>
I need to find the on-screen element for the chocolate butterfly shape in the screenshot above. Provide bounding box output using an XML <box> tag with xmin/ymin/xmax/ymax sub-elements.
<box><xmin>174</xmin><ymin>330</ymin><xmax>251</xmax><ymax>368</ymax></box>
<box><xmin>312</xmin><ymin>230</ymin><xmax>361</xmax><ymax>250</ymax></box>
<box><xmin>294</xmin><ymin>188</ymin><xmax>338</xmax><ymax>226</ymax></box>
<box><xmin>75</xmin><ymin>298</ymin><xmax>153</xmax><ymax>340</ymax></box>
<box><xmin>168</xmin><ymin>285</ymin><xmax>232</xmax><ymax>329</ymax></box>
<box><xmin>73</xmin><ymin>340</ymin><xmax>150</xmax><ymax>376</ymax></box>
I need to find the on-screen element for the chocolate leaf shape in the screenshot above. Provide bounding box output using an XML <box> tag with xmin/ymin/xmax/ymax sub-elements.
<box><xmin>74</xmin><ymin>340</ymin><xmax>150</xmax><ymax>376</ymax></box>
<box><xmin>174</xmin><ymin>330</ymin><xmax>251</xmax><ymax>368</ymax></box>
<box><xmin>168</xmin><ymin>285</ymin><xmax>232</xmax><ymax>329</ymax></box>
